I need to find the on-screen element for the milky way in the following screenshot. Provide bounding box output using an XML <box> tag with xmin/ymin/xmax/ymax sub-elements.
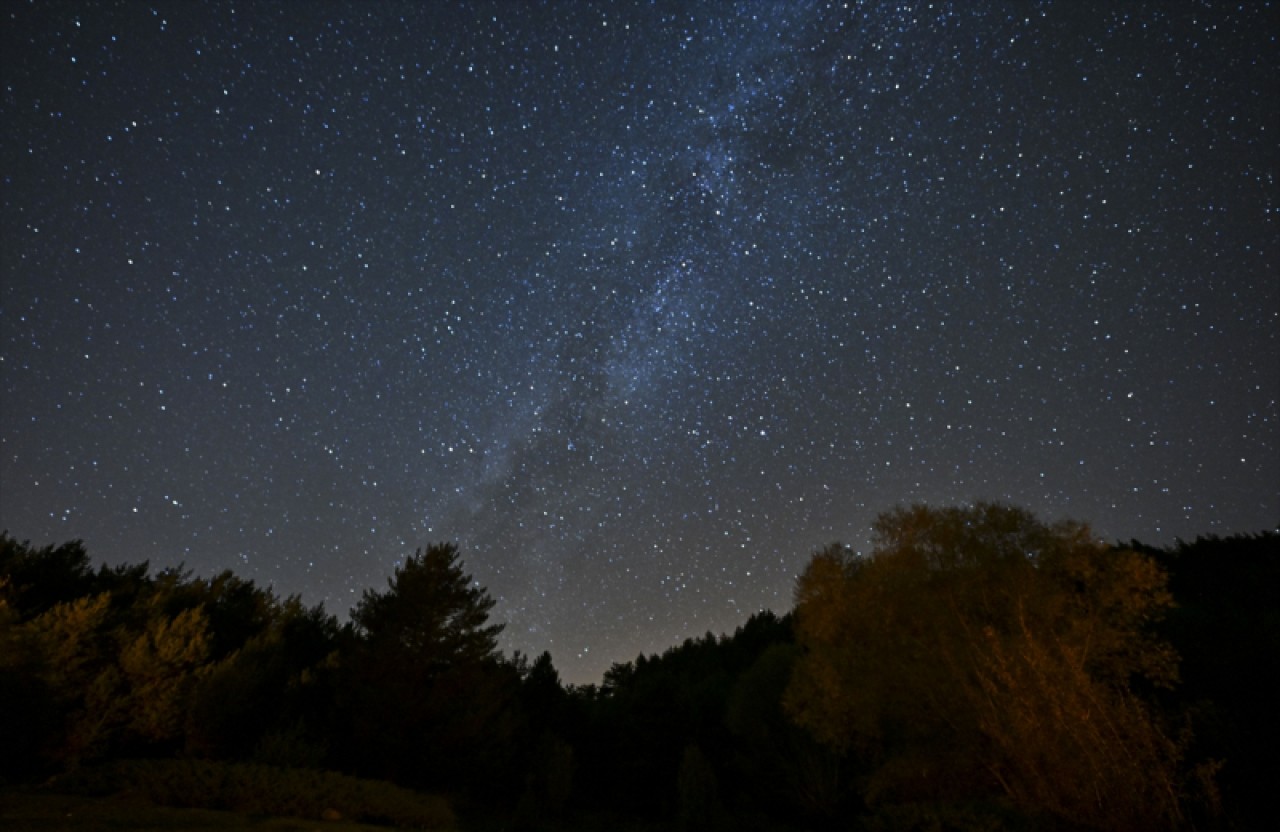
<box><xmin>3</xmin><ymin>1</ymin><xmax>1276</xmax><ymax>682</ymax></box>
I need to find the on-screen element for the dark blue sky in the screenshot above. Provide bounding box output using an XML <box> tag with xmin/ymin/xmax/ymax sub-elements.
<box><xmin>3</xmin><ymin>0</ymin><xmax>1276</xmax><ymax>683</ymax></box>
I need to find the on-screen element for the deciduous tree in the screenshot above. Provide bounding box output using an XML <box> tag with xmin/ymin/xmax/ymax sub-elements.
<box><xmin>786</xmin><ymin>502</ymin><xmax>1187</xmax><ymax>830</ymax></box>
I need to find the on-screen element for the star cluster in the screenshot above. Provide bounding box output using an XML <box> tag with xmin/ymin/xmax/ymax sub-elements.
<box><xmin>2</xmin><ymin>1</ymin><xmax>1276</xmax><ymax>682</ymax></box>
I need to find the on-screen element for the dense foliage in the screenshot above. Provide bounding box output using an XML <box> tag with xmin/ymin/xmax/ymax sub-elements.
<box><xmin>787</xmin><ymin>504</ymin><xmax>1186</xmax><ymax>830</ymax></box>
<box><xmin>1</xmin><ymin>508</ymin><xmax>1275</xmax><ymax>830</ymax></box>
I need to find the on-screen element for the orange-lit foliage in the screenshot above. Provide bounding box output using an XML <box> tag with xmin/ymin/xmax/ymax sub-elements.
<box><xmin>786</xmin><ymin>502</ymin><xmax>1186</xmax><ymax>830</ymax></box>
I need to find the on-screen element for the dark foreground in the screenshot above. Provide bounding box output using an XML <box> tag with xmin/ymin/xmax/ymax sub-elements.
<box><xmin>0</xmin><ymin>791</ymin><xmax>438</xmax><ymax>832</ymax></box>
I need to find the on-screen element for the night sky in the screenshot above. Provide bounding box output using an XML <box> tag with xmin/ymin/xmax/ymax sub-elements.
<box><xmin>2</xmin><ymin>1</ymin><xmax>1276</xmax><ymax>684</ymax></box>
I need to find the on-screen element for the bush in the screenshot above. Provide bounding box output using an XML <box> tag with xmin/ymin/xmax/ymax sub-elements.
<box><xmin>53</xmin><ymin>758</ymin><xmax>456</xmax><ymax>829</ymax></box>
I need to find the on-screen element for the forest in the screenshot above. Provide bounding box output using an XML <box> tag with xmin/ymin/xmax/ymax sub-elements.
<box><xmin>0</xmin><ymin>502</ymin><xmax>1275</xmax><ymax>831</ymax></box>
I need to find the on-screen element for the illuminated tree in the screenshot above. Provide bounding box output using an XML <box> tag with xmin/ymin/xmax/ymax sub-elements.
<box><xmin>786</xmin><ymin>502</ymin><xmax>1187</xmax><ymax>830</ymax></box>
<box><xmin>13</xmin><ymin>592</ymin><xmax>120</xmax><ymax>767</ymax></box>
<box><xmin>118</xmin><ymin>605</ymin><xmax>212</xmax><ymax>744</ymax></box>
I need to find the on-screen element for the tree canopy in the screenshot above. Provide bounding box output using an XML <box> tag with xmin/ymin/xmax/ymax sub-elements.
<box><xmin>3</xmin><ymin>522</ymin><xmax>1273</xmax><ymax>829</ymax></box>
<box><xmin>786</xmin><ymin>502</ymin><xmax>1187</xmax><ymax>830</ymax></box>
<box><xmin>350</xmin><ymin>542</ymin><xmax>503</xmax><ymax>669</ymax></box>
<box><xmin>339</xmin><ymin>542</ymin><xmax>515</xmax><ymax>792</ymax></box>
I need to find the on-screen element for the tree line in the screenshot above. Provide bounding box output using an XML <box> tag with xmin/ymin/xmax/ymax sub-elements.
<box><xmin>1</xmin><ymin>502</ymin><xmax>1275</xmax><ymax>830</ymax></box>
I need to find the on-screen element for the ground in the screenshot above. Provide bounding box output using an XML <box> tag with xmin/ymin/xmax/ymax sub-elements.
<box><xmin>0</xmin><ymin>792</ymin><xmax>444</xmax><ymax>832</ymax></box>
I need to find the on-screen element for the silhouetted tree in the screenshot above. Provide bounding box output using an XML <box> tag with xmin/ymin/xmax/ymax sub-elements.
<box><xmin>518</xmin><ymin>650</ymin><xmax>572</xmax><ymax>736</ymax></box>
<box><xmin>577</xmin><ymin>611</ymin><xmax>794</xmax><ymax>823</ymax></box>
<box><xmin>184</xmin><ymin>595</ymin><xmax>339</xmax><ymax>762</ymax></box>
<box><xmin>5</xmin><ymin>521</ymin><xmax>1262</xmax><ymax>830</ymax></box>
<box><xmin>338</xmin><ymin>543</ymin><xmax>516</xmax><ymax>792</ymax></box>
<box><xmin>351</xmin><ymin>543</ymin><xmax>503</xmax><ymax>667</ymax></box>
<box><xmin>725</xmin><ymin>643</ymin><xmax>846</xmax><ymax>820</ymax></box>
<box><xmin>1140</xmin><ymin>531</ymin><xmax>1280</xmax><ymax>829</ymax></box>
<box><xmin>677</xmin><ymin>743</ymin><xmax>723</xmax><ymax>831</ymax></box>
<box><xmin>0</xmin><ymin>535</ymin><xmax>96</xmax><ymax>619</ymax></box>
<box><xmin>512</xmin><ymin>731</ymin><xmax>575</xmax><ymax>828</ymax></box>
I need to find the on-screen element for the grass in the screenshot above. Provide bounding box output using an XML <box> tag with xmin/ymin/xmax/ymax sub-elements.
<box><xmin>0</xmin><ymin>791</ymin><xmax>446</xmax><ymax>832</ymax></box>
<box><xmin>48</xmin><ymin>759</ymin><xmax>456</xmax><ymax>829</ymax></box>
<box><xmin>2</xmin><ymin>757</ymin><xmax>457</xmax><ymax>830</ymax></box>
